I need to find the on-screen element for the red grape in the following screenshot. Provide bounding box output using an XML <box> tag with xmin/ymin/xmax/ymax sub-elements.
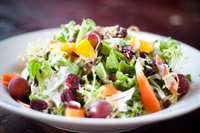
<box><xmin>177</xmin><ymin>74</ymin><xmax>190</xmax><ymax>95</ymax></box>
<box><xmin>89</xmin><ymin>100</ymin><xmax>113</xmax><ymax>118</ymax></box>
<box><xmin>8</xmin><ymin>76</ymin><xmax>29</xmax><ymax>99</ymax></box>
<box><xmin>84</xmin><ymin>31</ymin><xmax>102</xmax><ymax>48</ymax></box>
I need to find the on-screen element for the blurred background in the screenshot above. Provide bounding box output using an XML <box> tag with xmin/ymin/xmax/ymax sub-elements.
<box><xmin>0</xmin><ymin>0</ymin><xmax>200</xmax><ymax>133</ymax></box>
<box><xmin>0</xmin><ymin>0</ymin><xmax>200</xmax><ymax>49</ymax></box>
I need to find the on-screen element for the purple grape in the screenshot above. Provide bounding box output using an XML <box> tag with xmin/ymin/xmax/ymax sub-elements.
<box><xmin>8</xmin><ymin>76</ymin><xmax>29</xmax><ymax>99</ymax></box>
<box><xmin>84</xmin><ymin>30</ymin><xmax>102</xmax><ymax>48</ymax></box>
<box><xmin>177</xmin><ymin>74</ymin><xmax>190</xmax><ymax>95</ymax></box>
<box><xmin>89</xmin><ymin>100</ymin><xmax>113</xmax><ymax>118</ymax></box>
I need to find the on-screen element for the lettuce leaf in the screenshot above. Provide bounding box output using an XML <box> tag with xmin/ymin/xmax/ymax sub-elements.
<box><xmin>28</xmin><ymin>58</ymin><xmax>53</xmax><ymax>88</ymax></box>
<box><xmin>94</xmin><ymin>62</ymin><xmax>110</xmax><ymax>84</ymax></box>
<box><xmin>106</xmin><ymin>49</ymin><xmax>119</xmax><ymax>70</ymax></box>
<box><xmin>118</xmin><ymin>61</ymin><xmax>135</xmax><ymax>76</ymax></box>
<box><xmin>57</xmin><ymin>102</ymin><xmax>65</xmax><ymax>116</ymax></box>
<box><xmin>156</xmin><ymin>37</ymin><xmax>185</xmax><ymax>73</ymax></box>
<box><xmin>101</xmin><ymin>41</ymin><xmax>128</xmax><ymax>62</ymax></box>
<box><xmin>48</xmin><ymin>52</ymin><xmax>80</xmax><ymax>74</ymax></box>
<box><xmin>76</xmin><ymin>19</ymin><xmax>96</xmax><ymax>44</ymax></box>
<box><xmin>54</xmin><ymin>21</ymin><xmax>76</xmax><ymax>42</ymax></box>
<box><xmin>114</xmin><ymin>76</ymin><xmax>137</xmax><ymax>91</ymax></box>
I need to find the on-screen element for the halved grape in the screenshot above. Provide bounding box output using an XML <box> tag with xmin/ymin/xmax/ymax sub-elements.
<box><xmin>8</xmin><ymin>76</ymin><xmax>29</xmax><ymax>99</ymax></box>
<box><xmin>177</xmin><ymin>74</ymin><xmax>190</xmax><ymax>95</ymax></box>
<box><xmin>84</xmin><ymin>30</ymin><xmax>102</xmax><ymax>48</ymax></box>
<box><xmin>89</xmin><ymin>100</ymin><xmax>113</xmax><ymax>118</ymax></box>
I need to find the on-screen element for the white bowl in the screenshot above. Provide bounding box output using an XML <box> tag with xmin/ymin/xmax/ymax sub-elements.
<box><xmin>0</xmin><ymin>28</ymin><xmax>200</xmax><ymax>132</ymax></box>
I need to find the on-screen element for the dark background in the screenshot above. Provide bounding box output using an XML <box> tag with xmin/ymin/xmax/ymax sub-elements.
<box><xmin>0</xmin><ymin>0</ymin><xmax>200</xmax><ymax>133</ymax></box>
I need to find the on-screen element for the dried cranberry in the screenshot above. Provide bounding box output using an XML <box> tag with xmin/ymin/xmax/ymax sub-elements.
<box><xmin>121</xmin><ymin>46</ymin><xmax>135</xmax><ymax>60</ymax></box>
<box><xmin>162</xmin><ymin>99</ymin><xmax>171</xmax><ymax>108</ymax></box>
<box><xmin>66</xmin><ymin>74</ymin><xmax>79</xmax><ymax>89</ymax></box>
<box><xmin>139</xmin><ymin>51</ymin><xmax>147</xmax><ymax>58</ymax></box>
<box><xmin>116</xmin><ymin>27</ymin><xmax>127</xmax><ymax>38</ymax></box>
<box><xmin>145</xmin><ymin>69</ymin><xmax>157</xmax><ymax>77</ymax></box>
<box><xmin>123</xmin><ymin>51</ymin><xmax>134</xmax><ymax>60</ymax></box>
<box><xmin>61</xmin><ymin>89</ymin><xmax>76</xmax><ymax>102</ymax></box>
<box><xmin>134</xmin><ymin>112</ymin><xmax>140</xmax><ymax>117</ymax></box>
<box><xmin>109</xmin><ymin>74</ymin><xmax>117</xmax><ymax>82</ymax></box>
<box><xmin>30</xmin><ymin>99</ymin><xmax>48</xmax><ymax>111</ymax></box>
<box><xmin>122</xmin><ymin>45</ymin><xmax>133</xmax><ymax>54</ymax></box>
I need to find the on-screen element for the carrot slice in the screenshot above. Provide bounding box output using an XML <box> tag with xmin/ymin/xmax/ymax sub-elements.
<box><xmin>65</xmin><ymin>107</ymin><xmax>85</xmax><ymax>118</ymax></box>
<box><xmin>1</xmin><ymin>73</ymin><xmax>20</xmax><ymax>87</ymax></box>
<box><xmin>16</xmin><ymin>99</ymin><xmax>30</xmax><ymax>108</ymax></box>
<box><xmin>101</xmin><ymin>84</ymin><xmax>121</xmax><ymax>97</ymax></box>
<box><xmin>136</xmin><ymin>61</ymin><xmax>161</xmax><ymax>113</ymax></box>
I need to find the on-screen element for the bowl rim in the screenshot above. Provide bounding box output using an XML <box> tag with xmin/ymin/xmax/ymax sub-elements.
<box><xmin>0</xmin><ymin>28</ymin><xmax>200</xmax><ymax>126</ymax></box>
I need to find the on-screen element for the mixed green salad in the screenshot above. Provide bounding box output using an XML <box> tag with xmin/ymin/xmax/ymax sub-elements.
<box><xmin>2</xmin><ymin>19</ymin><xmax>191</xmax><ymax>118</ymax></box>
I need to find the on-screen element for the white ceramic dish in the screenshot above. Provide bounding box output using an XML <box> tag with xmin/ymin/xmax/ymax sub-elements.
<box><xmin>0</xmin><ymin>28</ymin><xmax>200</xmax><ymax>132</ymax></box>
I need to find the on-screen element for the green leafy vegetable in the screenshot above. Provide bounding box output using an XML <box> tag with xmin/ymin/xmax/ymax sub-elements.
<box><xmin>118</xmin><ymin>61</ymin><xmax>135</xmax><ymax>76</ymax></box>
<box><xmin>186</xmin><ymin>74</ymin><xmax>192</xmax><ymax>82</ymax></box>
<box><xmin>54</xmin><ymin>21</ymin><xmax>76</xmax><ymax>42</ymax></box>
<box><xmin>76</xmin><ymin>19</ymin><xmax>96</xmax><ymax>44</ymax></box>
<box><xmin>106</xmin><ymin>49</ymin><xmax>119</xmax><ymax>70</ymax></box>
<box><xmin>57</xmin><ymin>102</ymin><xmax>65</xmax><ymax>116</ymax></box>
<box><xmin>94</xmin><ymin>62</ymin><xmax>110</xmax><ymax>84</ymax></box>
<box><xmin>28</xmin><ymin>58</ymin><xmax>53</xmax><ymax>88</ymax></box>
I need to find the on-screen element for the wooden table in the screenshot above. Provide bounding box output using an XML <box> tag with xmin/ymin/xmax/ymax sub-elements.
<box><xmin>0</xmin><ymin>0</ymin><xmax>200</xmax><ymax>132</ymax></box>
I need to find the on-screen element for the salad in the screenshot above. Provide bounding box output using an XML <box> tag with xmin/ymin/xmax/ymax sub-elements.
<box><xmin>1</xmin><ymin>19</ymin><xmax>191</xmax><ymax>118</ymax></box>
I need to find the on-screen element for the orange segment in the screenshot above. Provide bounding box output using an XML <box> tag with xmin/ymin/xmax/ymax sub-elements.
<box><xmin>49</xmin><ymin>43</ymin><xmax>58</xmax><ymax>51</ymax></box>
<box><xmin>60</xmin><ymin>43</ymin><xmax>76</xmax><ymax>57</ymax></box>
<box><xmin>129</xmin><ymin>38</ymin><xmax>154</xmax><ymax>54</ymax></box>
<box><xmin>75</xmin><ymin>39</ymin><xmax>95</xmax><ymax>59</ymax></box>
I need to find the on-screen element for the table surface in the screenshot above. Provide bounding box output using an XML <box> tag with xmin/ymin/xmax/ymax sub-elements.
<box><xmin>0</xmin><ymin>0</ymin><xmax>200</xmax><ymax>133</ymax></box>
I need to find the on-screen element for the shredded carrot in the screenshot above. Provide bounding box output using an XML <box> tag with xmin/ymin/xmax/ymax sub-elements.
<box><xmin>16</xmin><ymin>99</ymin><xmax>30</xmax><ymax>108</ymax></box>
<box><xmin>101</xmin><ymin>84</ymin><xmax>121</xmax><ymax>97</ymax></box>
<box><xmin>65</xmin><ymin>107</ymin><xmax>85</xmax><ymax>118</ymax></box>
<box><xmin>1</xmin><ymin>73</ymin><xmax>20</xmax><ymax>87</ymax></box>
